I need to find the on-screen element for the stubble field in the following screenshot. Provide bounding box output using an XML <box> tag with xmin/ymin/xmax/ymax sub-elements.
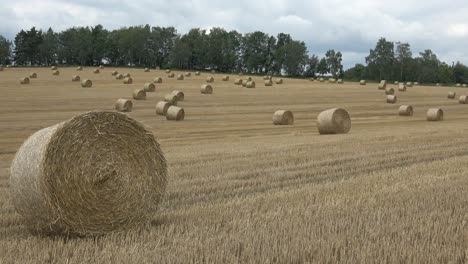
<box><xmin>0</xmin><ymin>67</ymin><xmax>467</xmax><ymax>263</ymax></box>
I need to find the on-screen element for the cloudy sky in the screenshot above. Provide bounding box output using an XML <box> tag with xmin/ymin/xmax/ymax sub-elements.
<box><xmin>1</xmin><ymin>0</ymin><xmax>467</xmax><ymax>68</ymax></box>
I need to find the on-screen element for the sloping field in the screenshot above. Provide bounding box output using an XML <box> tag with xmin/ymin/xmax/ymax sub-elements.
<box><xmin>1</xmin><ymin>67</ymin><xmax>467</xmax><ymax>263</ymax></box>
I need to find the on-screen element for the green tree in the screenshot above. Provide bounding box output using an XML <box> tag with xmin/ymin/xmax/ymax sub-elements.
<box><xmin>0</xmin><ymin>35</ymin><xmax>12</xmax><ymax>65</ymax></box>
<box><xmin>366</xmin><ymin>38</ymin><xmax>394</xmax><ymax>80</ymax></box>
<box><xmin>325</xmin><ymin>49</ymin><xmax>343</xmax><ymax>78</ymax></box>
<box><xmin>169</xmin><ymin>38</ymin><xmax>190</xmax><ymax>68</ymax></box>
<box><xmin>304</xmin><ymin>54</ymin><xmax>319</xmax><ymax>77</ymax></box>
<box><xmin>282</xmin><ymin>40</ymin><xmax>308</xmax><ymax>77</ymax></box>
<box><xmin>317</xmin><ymin>57</ymin><xmax>328</xmax><ymax>76</ymax></box>
<box><xmin>242</xmin><ymin>31</ymin><xmax>270</xmax><ymax>73</ymax></box>
<box><xmin>39</xmin><ymin>28</ymin><xmax>57</xmax><ymax>66</ymax></box>
<box><xmin>395</xmin><ymin>42</ymin><xmax>412</xmax><ymax>81</ymax></box>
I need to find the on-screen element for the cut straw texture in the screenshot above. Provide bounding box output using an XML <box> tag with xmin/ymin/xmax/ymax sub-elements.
<box><xmin>272</xmin><ymin>110</ymin><xmax>294</xmax><ymax>125</ymax></box>
<box><xmin>81</xmin><ymin>79</ymin><xmax>93</xmax><ymax>88</ymax></box>
<box><xmin>166</xmin><ymin>106</ymin><xmax>185</xmax><ymax>121</ymax></box>
<box><xmin>9</xmin><ymin>111</ymin><xmax>167</xmax><ymax>236</ymax></box>
<box><xmin>398</xmin><ymin>105</ymin><xmax>413</xmax><ymax>116</ymax></box>
<box><xmin>317</xmin><ymin>108</ymin><xmax>351</xmax><ymax>135</ymax></box>
<box><xmin>201</xmin><ymin>84</ymin><xmax>213</xmax><ymax>94</ymax></box>
<box><xmin>115</xmin><ymin>98</ymin><xmax>133</xmax><ymax>112</ymax></box>
<box><xmin>156</xmin><ymin>101</ymin><xmax>172</xmax><ymax>116</ymax></box>
<box><xmin>427</xmin><ymin>108</ymin><xmax>443</xmax><ymax>121</ymax></box>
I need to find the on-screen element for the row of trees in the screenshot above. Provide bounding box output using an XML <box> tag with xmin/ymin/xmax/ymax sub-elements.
<box><xmin>345</xmin><ymin>38</ymin><xmax>468</xmax><ymax>84</ymax></box>
<box><xmin>0</xmin><ymin>25</ymin><xmax>344</xmax><ymax>78</ymax></box>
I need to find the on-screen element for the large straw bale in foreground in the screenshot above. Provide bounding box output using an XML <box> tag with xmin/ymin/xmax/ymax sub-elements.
<box><xmin>317</xmin><ymin>108</ymin><xmax>351</xmax><ymax>135</ymax></box>
<box><xmin>9</xmin><ymin>111</ymin><xmax>167</xmax><ymax>236</ymax></box>
<box><xmin>272</xmin><ymin>110</ymin><xmax>294</xmax><ymax>125</ymax></box>
<box><xmin>115</xmin><ymin>98</ymin><xmax>133</xmax><ymax>112</ymax></box>
<box><xmin>427</xmin><ymin>108</ymin><xmax>443</xmax><ymax>121</ymax></box>
<box><xmin>166</xmin><ymin>106</ymin><xmax>185</xmax><ymax>121</ymax></box>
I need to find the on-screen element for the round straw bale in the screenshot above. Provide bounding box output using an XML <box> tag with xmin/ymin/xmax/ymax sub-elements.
<box><xmin>414</xmin><ymin>82</ymin><xmax>419</xmax><ymax>86</ymax></box>
<box><xmin>99</xmin><ymin>65</ymin><xmax>104</xmax><ymax>69</ymax></box>
<box><xmin>398</xmin><ymin>83</ymin><xmax>407</xmax><ymax>91</ymax></box>
<box><xmin>166</xmin><ymin>106</ymin><xmax>185</xmax><ymax>121</ymax></box>
<box><xmin>263</xmin><ymin>76</ymin><xmax>269</xmax><ymax>80</ymax></box>
<box><xmin>143</xmin><ymin>83</ymin><xmax>156</xmax><ymax>92</ymax></box>
<box><xmin>195</xmin><ymin>71</ymin><xmax>200</xmax><ymax>76</ymax></box>
<box><xmin>29</xmin><ymin>72</ymin><xmax>37</xmax><ymax>79</ymax></box>
<box><xmin>246</xmin><ymin>81</ymin><xmax>256</xmax><ymax>88</ymax></box>
<box><xmin>448</xmin><ymin>91</ymin><xmax>456</xmax><ymax>99</ymax></box>
<box><xmin>72</xmin><ymin>75</ymin><xmax>81</xmax><ymax>82</ymax></box>
<box><xmin>6</xmin><ymin>65</ymin><xmax>10</xmax><ymax>68</ymax></box>
<box><xmin>116</xmin><ymin>74</ymin><xmax>124</xmax><ymax>80</ymax></box>
<box><xmin>93</xmin><ymin>69</ymin><xmax>100</xmax><ymax>74</ymax></box>
<box><xmin>436</xmin><ymin>83</ymin><xmax>441</xmax><ymax>86</ymax></box>
<box><xmin>167</xmin><ymin>73</ymin><xmax>175</xmax><ymax>78</ymax></box>
<box><xmin>463</xmin><ymin>84</ymin><xmax>468</xmax><ymax>88</ymax></box>
<box><xmin>201</xmin><ymin>84</ymin><xmax>213</xmax><ymax>94</ymax></box>
<box><xmin>171</xmin><ymin>90</ymin><xmax>184</xmax><ymax>101</ymax></box>
<box><xmin>156</xmin><ymin>101</ymin><xmax>171</xmax><ymax>116</ymax></box>
<box><xmin>276</xmin><ymin>78</ymin><xmax>283</xmax><ymax>84</ymax></box>
<box><xmin>20</xmin><ymin>77</ymin><xmax>30</xmax><ymax>84</ymax></box>
<box><xmin>206</xmin><ymin>76</ymin><xmax>214</xmax><ymax>83</ymax></box>
<box><xmin>211</xmin><ymin>70</ymin><xmax>216</xmax><ymax>73</ymax></box>
<box><xmin>52</xmin><ymin>70</ymin><xmax>60</xmax><ymax>76</ymax></box>
<box><xmin>378</xmin><ymin>81</ymin><xmax>387</xmax><ymax>90</ymax></box>
<box><xmin>360</xmin><ymin>80</ymin><xmax>366</xmax><ymax>85</ymax></box>
<box><xmin>329</xmin><ymin>78</ymin><xmax>336</xmax><ymax>83</ymax></box>
<box><xmin>222</xmin><ymin>76</ymin><xmax>229</xmax><ymax>81</ymax></box>
<box><xmin>406</xmin><ymin>82</ymin><xmax>413</xmax><ymax>87</ymax></box>
<box><xmin>123</xmin><ymin>77</ymin><xmax>133</xmax><ymax>84</ymax></box>
<box><xmin>394</xmin><ymin>81</ymin><xmax>399</xmax><ymax>85</ymax></box>
<box><xmin>0</xmin><ymin>66</ymin><xmax>3</xmax><ymax>71</ymax></box>
<box><xmin>115</xmin><ymin>98</ymin><xmax>133</xmax><ymax>112</ymax></box>
<box><xmin>265</xmin><ymin>79</ymin><xmax>273</xmax><ymax>86</ymax></box>
<box><xmin>385</xmin><ymin>87</ymin><xmax>395</xmax><ymax>95</ymax></box>
<box><xmin>144</xmin><ymin>68</ymin><xmax>150</xmax><ymax>72</ymax></box>
<box><xmin>319</xmin><ymin>78</ymin><xmax>325</xmax><ymax>82</ymax></box>
<box><xmin>234</xmin><ymin>79</ymin><xmax>243</xmax><ymax>85</ymax></box>
<box><xmin>124</xmin><ymin>73</ymin><xmax>131</xmax><ymax>78</ymax></box>
<box><xmin>133</xmin><ymin>89</ymin><xmax>146</xmax><ymax>100</ymax></box>
<box><xmin>242</xmin><ymin>80</ymin><xmax>248</xmax><ymax>87</ymax></box>
<box><xmin>337</xmin><ymin>79</ymin><xmax>343</xmax><ymax>84</ymax></box>
<box><xmin>456</xmin><ymin>83</ymin><xmax>462</xmax><ymax>87</ymax></box>
<box><xmin>166</xmin><ymin>69</ymin><xmax>171</xmax><ymax>74</ymax></box>
<box><xmin>177</xmin><ymin>74</ymin><xmax>184</xmax><ymax>80</ymax></box>
<box><xmin>111</xmin><ymin>71</ymin><xmax>118</xmax><ymax>76</ymax></box>
<box><xmin>398</xmin><ymin>105</ymin><xmax>413</xmax><ymax>116</ymax></box>
<box><xmin>386</xmin><ymin>95</ymin><xmax>397</xmax><ymax>104</ymax></box>
<box><xmin>272</xmin><ymin>110</ymin><xmax>294</xmax><ymax>125</ymax></box>
<box><xmin>153</xmin><ymin>77</ymin><xmax>163</xmax><ymax>83</ymax></box>
<box><xmin>10</xmin><ymin>111</ymin><xmax>167</xmax><ymax>236</ymax></box>
<box><xmin>164</xmin><ymin>94</ymin><xmax>179</xmax><ymax>105</ymax></box>
<box><xmin>81</xmin><ymin>79</ymin><xmax>93</xmax><ymax>88</ymax></box>
<box><xmin>185</xmin><ymin>72</ymin><xmax>191</xmax><ymax>77</ymax></box>
<box><xmin>427</xmin><ymin>108</ymin><xmax>443</xmax><ymax>121</ymax></box>
<box><xmin>77</xmin><ymin>66</ymin><xmax>83</xmax><ymax>71</ymax></box>
<box><xmin>317</xmin><ymin>108</ymin><xmax>351</xmax><ymax>135</ymax></box>
<box><xmin>459</xmin><ymin>95</ymin><xmax>468</xmax><ymax>104</ymax></box>
<box><xmin>51</xmin><ymin>66</ymin><xmax>58</xmax><ymax>70</ymax></box>
<box><xmin>309</xmin><ymin>78</ymin><xmax>315</xmax><ymax>82</ymax></box>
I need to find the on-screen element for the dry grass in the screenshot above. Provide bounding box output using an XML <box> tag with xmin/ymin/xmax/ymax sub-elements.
<box><xmin>1</xmin><ymin>67</ymin><xmax>468</xmax><ymax>263</ymax></box>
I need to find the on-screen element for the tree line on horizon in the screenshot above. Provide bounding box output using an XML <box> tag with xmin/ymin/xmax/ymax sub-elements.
<box><xmin>0</xmin><ymin>25</ymin><xmax>467</xmax><ymax>84</ymax></box>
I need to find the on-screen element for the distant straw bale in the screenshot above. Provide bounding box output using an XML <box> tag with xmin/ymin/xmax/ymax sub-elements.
<box><xmin>115</xmin><ymin>98</ymin><xmax>133</xmax><ymax>112</ymax></box>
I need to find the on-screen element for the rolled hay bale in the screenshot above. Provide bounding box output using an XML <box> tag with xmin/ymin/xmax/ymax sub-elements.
<box><xmin>99</xmin><ymin>65</ymin><xmax>104</xmax><ymax>69</ymax></box>
<box><xmin>394</xmin><ymin>81</ymin><xmax>399</xmax><ymax>85</ymax></box>
<box><xmin>93</xmin><ymin>69</ymin><xmax>100</xmax><ymax>74</ymax></box>
<box><xmin>111</xmin><ymin>71</ymin><xmax>118</xmax><ymax>76</ymax></box>
<box><xmin>427</xmin><ymin>108</ymin><xmax>443</xmax><ymax>121</ymax></box>
<box><xmin>115</xmin><ymin>74</ymin><xmax>124</xmax><ymax>80</ymax></box>
<box><xmin>436</xmin><ymin>83</ymin><xmax>441</xmax><ymax>86</ymax></box>
<box><xmin>166</xmin><ymin>69</ymin><xmax>171</xmax><ymax>74</ymax></box>
<box><xmin>52</xmin><ymin>70</ymin><xmax>60</xmax><ymax>76</ymax></box>
<box><xmin>459</xmin><ymin>95</ymin><xmax>468</xmax><ymax>104</ymax></box>
<box><xmin>406</xmin><ymin>82</ymin><xmax>413</xmax><ymax>87</ymax></box>
<box><xmin>81</xmin><ymin>79</ymin><xmax>93</xmax><ymax>88</ymax></box>
<box><xmin>234</xmin><ymin>79</ymin><xmax>243</xmax><ymax>85</ymax></box>
<box><xmin>144</xmin><ymin>68</ymin><xmax>150</xmax><ymax>72</ymax></box>
<box><xmin>448</xmin><ymin>92</ymin><xmax>456</xmax><ymax>99</ymax></box>
<box><xmin>265</xmin><ymin>79</ymin><xmax>273</xmax><ymax>86</ymax></box>
<box><xmin>328</xmin><ymin>78</ymin><xmax>337</xmax><ymax>83</ymax></box>
<box><xmin>222</xmin><ymin>76</ymin><xmax>229</xmax><ymax>81</ymax></box>
<box><xmin>456</xmin><ymin>83</ymin><xmax>462</xmax><ymax>87</ymax></box>
<box><xmin>398</xmin><ymin>83</ymin><xmax>407</xmax><ymax>91</ymax></box>
<box><xmin>9</xmin><ymin>111</ymin><xmax>167</xmax><ymax>236</ymax></box>
<box><xmin>319</xmin><ymin>78</ymin><xmax>325</xmax><ymax>82</ymax></box>
<box><xmin>200</xmin><ymin>84</ymin><xmax>213</xmax><ymax>94</ymax></box>
<box><xmin>115</xmin><ymin>98</ymin><xmax>133</xmax><ymax>112</ymax></box>
<box><xmin>6</xmin><ymin>65</ymin><xmax>10</xmax><ymax>68</ymax></box>
<box><xmin>171</xmin><ymin>90</ymin><xmax>184</xmax><ymax>101</ymax></box>
<box><xmin>72</xmin><ymin>75</ymin><xmax>81</xmax><ymax>82</ymax></box>
<box><xmin>167</xmin><ymin>73</ymin><xmax>175</xmax><ymax>78</ymax></box>
<box><xmin>378</xmin><ymin>80</ymin><xmax>387</xmax><ymax>90</ymax></box>
<box><xmin>124</xmin><ymin>73</ymin><xmax>131</xmax><ymax>78</ymax></box>
<box><xmin>133</xmin><ymin>89</ymin><xmax>146</xmax><ymax>100</ymax></box>
<box><xmin>386</xmin><ymin>95</ymin><xmax>397</xmax><ymax>104</ymax></box>
<box><xmin>153</xmin><ymin>77</ymin><xmax>163</xmax><ymax>83</ymax></box>
<box><xmin>337</xmin><ymin>79</ymin><xmax>344</xmax><ymax>84</ymax></box>
<box><xmin>20</xmin><ymin>77</ymin><xmax>30</xmax><ymax>84</ymax></box>
<box><xmin>463</xmin><ymin>84</ymin><xmax>468</xmax><ymax>88</ymax></box>
<box><xmin>184</xmin><ymin>72</ymin><xmax>191</xmax><ymax>77</ymax></box>
<box><xmin>246</xmin><ymin>81</ymin><xmax>256</xmax><ymax>88</ymax></box>
<box><xmin>77</xmin><ymin>66</ymin><xmax>83</xmax><ymax>71</ymax></box>
<box><xmin>360</xmin><ymin>80</ymin><xmax>366</xmax><ymax>85</ymax></box>
<box><xmin>29</xmin><ymin>72</ymin><xmax>37</xmax><ymax>79</ymax></box>
<box><xmin>317</xmin><ymin>108</ymin><xmax>351</xmax><ymax>135</ymax></box>
<box><xmin>275</xmin><ymin>78</ymin><xmax>283</xmax><ymax>84</ymax></box>
<box><xmin>385</xmin><ymin>87</ymin><xmax>395</xmax><ymax>95</ymax></box>
<box><xmin>398</xmin><ymin>105</ymin><xmax>413</xmax><ymax>116</ymax></box>
<box><xmin>242</xmin><ymin>80</ymin><xmax>248</xmax><ymax>87</ymax></box>
<box><xmin>206</xmin><ymin>76</ymin><xmax>214</xmax><ymax>83</ymax></box>
<box><xmin>211</xmin><ymin>70</ymin><xmax>216</xmax><ymax>73</ymax></box>
<box><xmin>272</xmin><ymin>110</ymin><xmax>294</xmax><ymax>125</ymax></box>
<box><xmin>246</xmin><ymin>77</ymin><xmax>253</xmax><ymax>82</ymax></box>
<box><xmin>51</xmin><ymin>66</ymin><xmax>58</xmax><ymax>71</ymax></box>
<box><xmin>155</xmin><ymin>101</ymin><xmax>172</xmax><ymax>116</ymax></box>
<box><xmin>414</xmin><ymin>82</ymin><xmax>420</xmax><ymax>86</ymax></box>
<box><xmin>123</xmin><ymin>77</ymin><xmax>133</xmax><ymax>84</ymax></box>
<box><xmin>164</xmin><ymin>94</ymin><xmax>179</xmax><ymax>105</ymax></box>
<box><xmin>166</xmin><ymin>106</ymin><xmax>185</xmax><ymax>121</ymax></box>
<box><xmin>195</xmin><ymin>71</ymin><xmax>200</xmax><ymax>76</ymax></box>
<box><xmin>177</xmin><ymin>74</ymin><xmax>184</xmax><ymax>80</ymax></box>
<box><xmin>263</xmin><ymin>76</ymin><xmax>269</xmax><ymax>80</ymax></box>
<box><xmin>143</xmin><ymin>83</ymin><xmax>156</xmax><ymax>92</ymax></box>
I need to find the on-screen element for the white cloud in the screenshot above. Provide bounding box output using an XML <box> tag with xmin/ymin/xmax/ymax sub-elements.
<box><xmin>0</xmin><ymin>0</ymin><xmax>467</xmax><ymax>69</ymax></box>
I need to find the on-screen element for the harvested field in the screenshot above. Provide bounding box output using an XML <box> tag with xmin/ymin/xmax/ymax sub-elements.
<box><xmin>1</xmin><ymin>67</ymin><xmax>468</xmax><ymax>263</ymax></box>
